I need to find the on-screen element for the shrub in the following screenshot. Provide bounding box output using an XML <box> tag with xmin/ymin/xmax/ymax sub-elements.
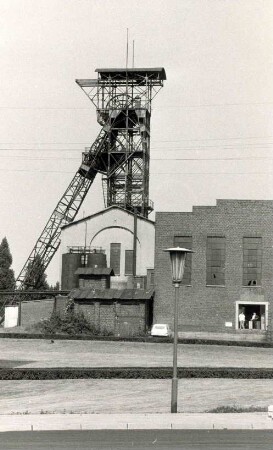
<box><xmin>207</xmin><ymin>405</ymin><xmax>268</xmax><ymax>413</ymax></box>
<box><xmin>30</xmin><ymin>312</ymin><xmax>100</xmax><ymax>336</ymax></box>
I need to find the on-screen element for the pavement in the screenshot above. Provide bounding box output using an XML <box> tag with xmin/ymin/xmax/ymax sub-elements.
<box><xmin>0</xmin><ymin>413</ymin><xmax>272</xmax><ymax>432</ymax></box>
<box><xmin>0</xmin><ymin>340</ymin><xmax>271</xmax><ymax>434</ymax></box>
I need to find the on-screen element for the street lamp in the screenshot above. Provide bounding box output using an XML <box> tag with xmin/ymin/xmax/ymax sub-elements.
<box><xmin>164</xmin><ymin>247</ymin><xmax>194</xmax><ymax>413</ymax></box>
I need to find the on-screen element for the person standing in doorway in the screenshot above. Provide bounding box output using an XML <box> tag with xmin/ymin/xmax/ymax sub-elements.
<box><xmin>239</xmin><ymin>311</ymin><xmax>245</xmax><ymax>329</ymax></box>
<box><xmin>251</xmin><ymin>312</ymin><xmax>259</xmax><ymax>329</ymax></box>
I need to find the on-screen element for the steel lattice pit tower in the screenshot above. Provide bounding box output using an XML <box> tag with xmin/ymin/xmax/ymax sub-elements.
<box><xmin>76</xmin><ymin>68</ymin><xmax>166</xmax><ymax>217</ymax></box>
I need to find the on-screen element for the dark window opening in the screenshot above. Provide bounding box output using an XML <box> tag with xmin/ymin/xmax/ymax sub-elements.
<box><xmin>125</xmin><ymin>250</ymin><xmax>133</xmax><ymax>276</ymax></box>
<box><xmin>206</xmin><ymin>236</ymin><xmax>226</xmax><ymax>286</ymax></box>
<box><xmin>243</xmin><ymin>237</ymin><xmax>262</xmax><ymax>286</ymax></box>
<box><xmin>110</xmin><ymin>243</ymin><xmax>121</xmax><ymax>276</ymax></box>
<box><xmin>147</xmin><ymin>269</ymin><xmax>155</xmax><ymax>288</ymax></box>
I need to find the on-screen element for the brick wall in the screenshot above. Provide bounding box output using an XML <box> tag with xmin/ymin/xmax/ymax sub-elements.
<box><xmin>75</xmin><ymin>302</ymin><xmax>96</xmax><ymax>326</ymax></box>
<box><xmin>78</xmin><ymin>276</ymin><xmax>110</xmax><ymax>289</ymax></box>
<box><xmin>154</xmin><ymin>200</ymin><xmax>273</xmax><ymax>335</ymax></box>
<box><xmin>99</xmin><ymin>304</ymin><xmax>116</xmax><ymax>332</ymax></box>
<box><xmin>75</xmin><ymin>300</ymin><xmax>147</xmax><ymax>336</ymax></box>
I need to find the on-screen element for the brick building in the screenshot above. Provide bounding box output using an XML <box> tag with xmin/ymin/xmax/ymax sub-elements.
<box><xmin>154</xmin><ymin>200</ymin><xmax>273</xmax><ymax>341</ymax></box>
<box><xmin>69</xmin><ymin>288</ymin><xmax>154</xmax><ymax>336</ymax></box>
<box><xmin>75</xmin><ymin>268</ymin><xmax>114</xmax><ymax>289</ymax></box>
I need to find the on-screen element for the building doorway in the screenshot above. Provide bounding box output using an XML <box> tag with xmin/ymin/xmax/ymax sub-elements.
<box><xmin>236</xmin><ymin>302</ymin><xmax>268</xmax><ymax>331</ymax></box>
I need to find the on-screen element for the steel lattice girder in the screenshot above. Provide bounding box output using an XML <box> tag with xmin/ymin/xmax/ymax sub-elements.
<box><xmin>15</xmin><ymin>127</ymin><xmax>110</xmax><ymax>289</ymax></box>
<box><xmin>16</xmin><ymin>173</ymin><xmax>94</xmax><ymax>288</ymax></box>
<box><xmin>76</xmin><ymin>68</ymin><xmax>165</xmax><ymax>216</ymax></box>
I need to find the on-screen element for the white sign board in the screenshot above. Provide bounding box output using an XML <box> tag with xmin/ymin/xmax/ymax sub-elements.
<box><xmin>4</xmin><ymin>306</ymin><xmax>19</xmax><ymax>328</ymax></box>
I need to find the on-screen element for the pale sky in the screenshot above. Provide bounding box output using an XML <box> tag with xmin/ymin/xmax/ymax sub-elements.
<box><xmin>0</xmin><ymin>0</ymin><xmax>272</xmax><ymax>284</ymax></box>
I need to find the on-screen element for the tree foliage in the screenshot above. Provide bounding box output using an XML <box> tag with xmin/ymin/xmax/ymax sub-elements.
<box><xmin>24</xmin><ymin>255</ymin><xmax>49</xmax><ymax>290</ymax></box>
<box><xmin>48</xmin><ymin>281</ymin><xmax>60</xmax><ymax>291</ymax></box>
<box><xmin>0</xmin><ymin>237</ymin><xmax>15</xmax><ymax>290</ymax></box>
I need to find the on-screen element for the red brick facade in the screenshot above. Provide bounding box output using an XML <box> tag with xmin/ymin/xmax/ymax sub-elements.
<box><xmin>154</xmin><ymin>200</ymin><xmax>273</xmax><ymax>339</ymax></box>
<box><xmin>74</xmin><ymin>300</ymin><xmax>147</xmax><ymax>336</ymax></box>
<box><xmin>78</xmin><ymin>276</ymin><xmax>110</xmax><ymax>289</ymax></box>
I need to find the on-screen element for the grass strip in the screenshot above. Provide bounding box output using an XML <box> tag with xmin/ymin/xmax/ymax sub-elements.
<box><xmin>0</xmin><ymin>333</ymin><xmax>272</xmax><ymax>347</ymax></box>
<box><xmin>0</xmin><ymin>367</ymin><xmax>272</xmax><ymax>380</ymax></box>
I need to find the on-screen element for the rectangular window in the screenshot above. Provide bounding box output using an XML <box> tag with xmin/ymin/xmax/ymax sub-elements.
<box><xmin>110</xmin><ymin>243</ymin><xmax>121</xmax><ymax>276</ymax></box>
<box><xmin>147</xmin><ymin>269</ymin><xmax>155</xmax><ymax>288</ymax></box>
<box><xmin>206</xmin><ymin>236</ymin><xmax>226</xmax><ymax>286</ymax></box>
<box><xmin>80</xmin><ymin>254</ymin><xmax>88</xmax><ymax>266</ymax></box>
<box><xmin>173</xmin><ymin>236</ymin><xmax>192</xmax><ymax>285</ymax></box>
<box><xmin>125</xmin><ymin>250</ymin><xmax>134</xmax><ymax>275</ymax></box>
<box><xmin>243</xmin><ymin>237</ymin><xmax>262</xmax><ymax>286</ymax></box>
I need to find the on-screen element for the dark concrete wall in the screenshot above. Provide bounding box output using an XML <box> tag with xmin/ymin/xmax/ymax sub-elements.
<box><xmin>21</xmin><ymin>299</ymin><xmax>54</xmax><ymax>326</ymax></box>
<box><xmin>61</xmin><ymin>254</ymin><xmax>81</xmax><ymax>290</ymax></box>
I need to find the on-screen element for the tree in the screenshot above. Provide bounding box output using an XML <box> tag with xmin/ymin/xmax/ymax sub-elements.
<box><xmin>47</xmin><ymin>281</ymin><xmax>60</xmax><ymax>291</ymax></box>
<box><xmin>24</xmin><ymin>255</ymin><xmax>49</xmax><ymax>290</ymax></box>
<box><xmin>52</xmin><ymin>281</ymin><xmax>60</xmax><ymax>291</ymax></box>
<box><xmin>0</xmin><ymin>237</ymin><xmax>15</xmax><ymax>290</ymax></box>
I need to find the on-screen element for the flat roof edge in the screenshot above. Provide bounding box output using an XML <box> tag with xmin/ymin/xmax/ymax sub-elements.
<box><xmin>95</xmin><ymin>67</ymin><xmax>166</xmax><ymax>80</ymax></box>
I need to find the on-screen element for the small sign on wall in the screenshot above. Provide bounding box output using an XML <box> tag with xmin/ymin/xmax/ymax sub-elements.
<box><xmin>225</xmin><ymin>322</ymin><xmax>233</xmax><ymax>327</ymax></box>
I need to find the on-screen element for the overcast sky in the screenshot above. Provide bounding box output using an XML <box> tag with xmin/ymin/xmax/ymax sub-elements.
<box><xmin>0</xmin><ymin>0</ymin><xmax>272</xmax><ymax>284</ymax></box>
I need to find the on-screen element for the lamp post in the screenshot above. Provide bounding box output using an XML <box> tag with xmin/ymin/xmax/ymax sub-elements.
<box><xmin>164</xmin><ymin>247</ymin><xmax>194</xmax><ymax>413</ymax></box>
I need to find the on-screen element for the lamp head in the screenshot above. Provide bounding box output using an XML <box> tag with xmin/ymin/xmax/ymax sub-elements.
<box><xmin>163</xmin><ymin>247</ymin><xmax>194</xmax><ymax>283</ymax></box>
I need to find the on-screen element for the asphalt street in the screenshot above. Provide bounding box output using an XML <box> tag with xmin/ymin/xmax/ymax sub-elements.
<box><xmin>0</xmin><ymin>430</ymin><xmax>272</xmax><ymax>450</ymax></box>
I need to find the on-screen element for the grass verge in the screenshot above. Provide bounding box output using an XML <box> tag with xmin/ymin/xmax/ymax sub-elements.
<box><xmin>0</xmin><ymin>367</ymin><xmax>272</xmax><ymax>380</ymax></box>
<box><xmin>0</xmin><ymin>332</ymin><xmax>272</xmax><ymax>348</ymax></box>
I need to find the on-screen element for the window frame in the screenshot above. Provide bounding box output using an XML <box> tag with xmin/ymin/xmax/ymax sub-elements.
<box><xmin>110</xmin><ymin>242</ymin><xmax>121</xmax><ymax>276</ymax></box>
<box><xmin>242</xmin><ymin>237</ymin><xmax>262</xmax><ymax>287</ymax></box>
<box><xmin>124</xmin><ymin>249</ymin><xmax>134</xmax><ymax>276</ymax></box>
<box><xmin>206</xmin><ymin>236</ymin><xmax>226</xmax><ymax>286</ymax></box>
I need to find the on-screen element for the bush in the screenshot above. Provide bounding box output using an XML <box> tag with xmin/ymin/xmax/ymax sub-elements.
<box><xmin>207</xmin><ymin>405</ymin><xmax>268</xmax><ymax>413</ymax></box>
<box><xmin>30</xmin><ymin>312</ymin><xmax>100</xmax><ymax>336</ymax></box>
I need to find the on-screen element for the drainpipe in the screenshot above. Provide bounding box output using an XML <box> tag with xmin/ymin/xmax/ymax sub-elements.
<box><xmin>133</xmin><ymin>208</ymin><xmax>137</xmax><ymax>277</ymax></box>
